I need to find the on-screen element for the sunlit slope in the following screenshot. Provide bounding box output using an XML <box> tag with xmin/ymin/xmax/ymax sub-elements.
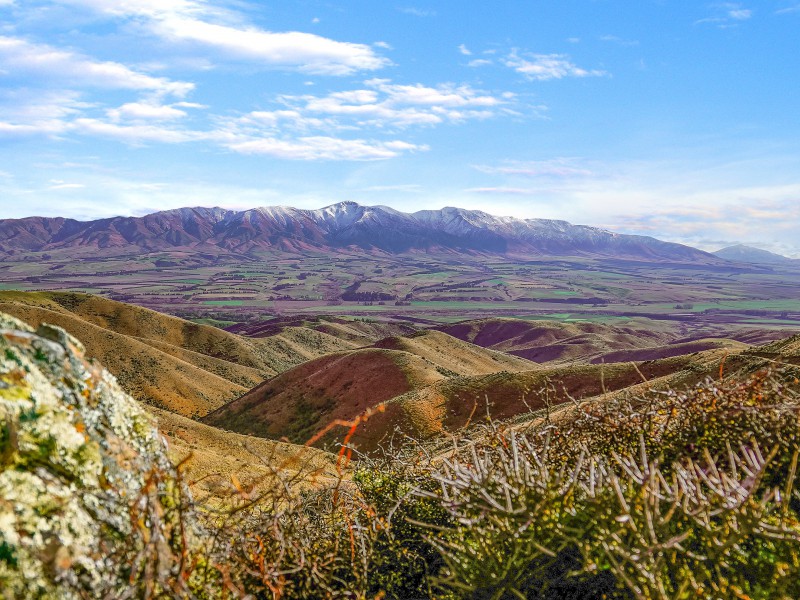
<box><xmin>392</xmin><ymin>347</ymin><xmax>740</xmax><ymax>438</ymax></box>
<box><xmin>151</xmin><ymin>408</ymin><xmax>338</xmax><ymax>498</ymax></box>
<box><xmin>227</xmin><ymin>314</ymin><xmax>417</xmax><ymax>346</ymax></box>
<box><xmin>202</xmin><ymin>330</ymin><xmax>536</xmax><ymax>449</ymax></box>
<box><xmin>202</xmin><ymin>348</ymin><xmax>446</xmax><ymax>446</ymax></box>
<box><xmin>521</xmin><ymin>335</ymin><xmax>800</xmax><ymax>434</ymax></box>
<box><xmin>204</xmin><ymin>330</ymin><xmax>738</xmax><ymax>452</ymax></box>
<box><xmin>372</xmin><ymin>330</ymin><xmax>537</xmax><ymax>375</ymax></box>
<box><xmin>0</xmin><ymin>292</ymin><xmax>357</xmax><ymax>416</ymax></box>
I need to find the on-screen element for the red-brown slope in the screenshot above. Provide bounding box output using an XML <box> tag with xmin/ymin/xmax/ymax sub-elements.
<box><xmin>202</xmin><ymin>349</ymin><xmax>444</xmax><ymax>448</ymax></box>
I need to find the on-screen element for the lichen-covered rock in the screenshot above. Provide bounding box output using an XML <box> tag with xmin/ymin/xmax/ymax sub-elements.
<box><xmin>0</xmin><ymin>312</ymin><xmax>183</xmax><ymax>598</ymax></box>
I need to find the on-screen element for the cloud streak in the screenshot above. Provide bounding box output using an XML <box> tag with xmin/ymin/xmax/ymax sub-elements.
<box><xmin>0</xmin><ymin>36</ymin><xmax>193</xmax><ymax>96</ymax></box>
<box><xmin>54</xmin><ymin>0</ymin><xmax>389</xmax><ymax>75</ymax></box>
<box><xmin>504</xmin><ymin>51</ymin><xmax>606</xmax><ymax>81</ymax></box>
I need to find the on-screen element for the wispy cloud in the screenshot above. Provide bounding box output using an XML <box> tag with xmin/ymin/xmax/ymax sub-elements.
<box><xmin>398</xmin><ymin>7</ymin><xmax>436</xmax><ymax>17</ymax></box>
<box><xmin>599</xmin><ymin>35</ymin><xmax>639</xmax><ymax>47</ymax></box>
<box><xmin>53</xmin><ymin>0</ymin><xmax>389</xmax><ymax>75</ymax></box>
<box><xmin>359</xmin><ymin>184</ymin><xmax>423</xmax><ymax>193</ymax></box>
<box><xmin>776</xmin><ymin>3</ymin><xmax>800</xmax><ymax>14</ymax></box>
<box><xmin>696</xmin><ymin>3</ymin><xmax>753</xmax><ymax>27</ymax></box>
<box><xmin>0</xmin><ymin>36</ymin><xmax>193</xmax><ymax>96</ymax></box>
<box><xmin>106</xmin><ymin>100</ymin><xmax>201</xmax><ymax>122</ymax></box>
<box><xmin>47</xmin><ymin>180</ymin><xmax>86</xmax><ymax>190</ymax></box>
<box><xmin>504</xmin><ymin>51</ymin><xmax>606</xmax><ymax>81</ymax></box>
<box><xmin>464</xmin><ymin>187</ymin><xmax>539</xmax><ymax>195</ymax></box>
<box><xmin>224</xmin><ymin>137</ymin><xmax>426</xmax><ymax>161</ymax></box>
<box><xmin>475</xmin><ymin>158</ymin><xmax>595</xmax><ymax>178</ymax></box>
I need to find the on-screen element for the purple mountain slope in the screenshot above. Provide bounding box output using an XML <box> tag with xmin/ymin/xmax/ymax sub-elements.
<box><xmin>0</xmin><ymin>201</ymin><xmax>717</xmax><ymax>262</ymax></box>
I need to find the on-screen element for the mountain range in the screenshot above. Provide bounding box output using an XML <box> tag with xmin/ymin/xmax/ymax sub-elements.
<box><xmin>713</xmin><ymin>244</ymin><xmax>795</xmax><ymax>265</ymax></box>
<box><xmin>0</xmin><ymin>201</ymin><xmax>716</xmax><ymax>262</ymax></box>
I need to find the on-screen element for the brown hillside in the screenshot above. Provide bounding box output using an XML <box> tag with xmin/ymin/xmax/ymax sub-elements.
<box><xmin>591</xmin><ymin>338</ymin><xmax>747</xmax><ymax>364</ymax></box>
<box><xmin>372</xmin><ymin>330</ymin><xmax>537</xmax><ymax>375</ymax></box>
<box><xmin>392</xmin><ymin>348</ymin><xmax>736</xmax><ymax>440</ymax></box>
<box><xmin>202</xmin><ymin>348</ymin><xmax>445</xmax><ymax>448</ymax></box>
<box><xmin>228</xmin><ymin>314</ymin><xmax>417</xmax><ymax>345</ymax></box>
<box><xmin>0</xmin><ymin>302</ymin><xmax>250</xmax><ymax>416</ymax></box>
<box><xmin>203</xmin><ymin>330</ymin><xmax>539</xmax><ymax>450</ymax></box>
<box><xmin>521</xmin><ymin>341</ymin><xmax>800</xmax><ymax>434</ymax></box>
<box><xmin>152</xmin><ymin>408</ymin><xmax>338</xmax><ymax>498</ymax></box>
<box><xmin>437</xmin><ymin>318</ymin><xmax>671</xmax><ymax>364</ymax></box>
<box><xmin>204</xmin><ymin>342</ymin><xmax>743</xmax><ymax>454</ymax></box>
<box><xmin>0</xmin><ymin>292</ymin><xmax>357</xmax><ymax>417</ymax></box>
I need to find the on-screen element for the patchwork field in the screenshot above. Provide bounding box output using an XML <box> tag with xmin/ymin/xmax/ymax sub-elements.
<box><xmin>3</xmin><ymin>247</ymin><xmax>800</xmax><ymax>332</ymax></box>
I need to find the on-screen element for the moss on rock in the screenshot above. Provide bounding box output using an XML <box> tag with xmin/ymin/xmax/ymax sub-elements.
<box><xmin>0</xmin><ymin>312</ymin><xmax>181</xmax><ymax>599</ymax></box>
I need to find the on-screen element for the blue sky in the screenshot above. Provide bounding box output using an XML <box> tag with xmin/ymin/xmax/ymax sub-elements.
<box><xmin>1</xmin><ymin>1</ymin><xmax>799</xmax><ymax>255</ymax></box>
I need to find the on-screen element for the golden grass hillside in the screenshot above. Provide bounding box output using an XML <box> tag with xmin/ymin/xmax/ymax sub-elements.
<box><xmin>228</xmin><ymin>314</ymin><xmax>416</xmax><ymax>345</ymax></box>
<box><xmin>151</xmin><ymin>407</ymin><xmax>338</xmax><ymax>500</ymax></box>
<box><xmin>0</xmin><ymin>291</ymin><xmax>358</xmax><ymax>417</ymax></box>
<box><xmin>372</xmin><ymin>329</ymin><xmax>537</xmax><ymax>375</ymax></box>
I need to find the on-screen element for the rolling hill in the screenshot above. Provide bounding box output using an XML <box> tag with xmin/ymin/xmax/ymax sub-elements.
<box><xmin>713</xmin><ymin>244</ymin><xmax>795</xmax><ymax>265</ymax></box>
<box><xmin>203</xmin><ymin>320</ymin><xmax>774</xmax><ymax>452</ymax></box>
<box><xmin>0</xmin><ymin>291</ymin><xmax>358</xmax><ymax>417</ymax></box>
<box><xmin>202</xmin><ymin>329</ymin><xmax>539</xmax><ymax>449</ymax></box>
<box><xmin>436</xmin><ymin>317</ymin><xmax>763</xmax><ymax>364</ymax></box>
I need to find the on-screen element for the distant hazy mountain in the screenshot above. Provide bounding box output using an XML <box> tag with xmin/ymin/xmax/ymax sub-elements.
<box><xmin>0</xmin><ymin>201</ymin><xmax>717</xmax><ymax>262</ymax></box>
<box><xmin>713</xmin><ymin>244</ymin><xmax>794</xmax><ymax>265</ymax></box>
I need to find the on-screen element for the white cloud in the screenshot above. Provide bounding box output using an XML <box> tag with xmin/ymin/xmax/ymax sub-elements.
<box><xmin>152</xmin><ymin>20</ymin><xmax>388</xmax><ymax>75</ymax></box>
<box><xmin>54</xmin><ymin>0</ymin><xmax>389</xmax><ymax>75</ymax></box>
<box><xmin>273</xmin><ymin>79</ymin><xmax>514</xmax><ymax>130</ymax></box>
<box><xmin>465</xmin><ymin>187</ymin><xmax>538</xmax><ymax>195</ymax></box>
<box><xmin>359</xmin><ymin>184</ymin><xmax>423</xmax><ymax>193</ymax></box>
<box><xmin>0</xmin><ymin>36</ymin><xmax>193</xmax><ymax>96</ymax></box>
<box><xmin>696</xmin><ymin>4</ymin><xmax>753</xmax><ymax>27</ymax></box>
<box><xmin>47</xmin><ymin>180</ymin><xmax>86</xmax><ymax>190</ymax></box>
<box><xmin>458</xmin><ymin>44</ymin><xmax>472</xmax><ymax>56</ymax></box>
<box><xmin>72</xmin><ymin>118</ymin><xmax>202</xmax><ymax>143</ymax></box>
<box><xmin>0</xmin><ymin>90</ymin><xmax>88</xmax><ymax>139</ymax></box>
<box><xmin>776</xmin><ymin>4</ymin><xmax>800</xmax><ymax>14</ymax></box>
<box><xmin>728</xmin><ymin>8</ymin><xmax>752</xmax><ymax>20</ymax></box>
<box><xmin>467</xmin><ymin>59</ymin><xmax>493</xmax><ymax>68</ymax></box>
<box><xmin>107</xmin><ymin>101</ymin><xmax>189</xmax><ymax>122</ymax></box>
<box><xmin>224</xmin><ymin>136</ymin><xmax>427</xmax><ymax>161</ymax></box>
<box><xmin>469</xmin><ymin>154</ymin><xmax>800</xmax><ymax>255</ymax></box>
<box><xmin>504</xmin><ymin>51</ymin><xmax>606</xmax><ymax>81</ymax></box>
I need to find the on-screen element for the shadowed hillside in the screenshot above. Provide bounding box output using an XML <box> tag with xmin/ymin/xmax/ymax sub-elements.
<box><xmin>437</xmin><ymin>317</ymin><xmax>772</xmax><ymax>365</ymax></box>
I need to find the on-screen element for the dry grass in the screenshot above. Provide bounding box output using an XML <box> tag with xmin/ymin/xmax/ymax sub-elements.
<box><xmin>0</xmin><ymin>292</ymin><xmax>363</xmax><ymax>417</ymax></box>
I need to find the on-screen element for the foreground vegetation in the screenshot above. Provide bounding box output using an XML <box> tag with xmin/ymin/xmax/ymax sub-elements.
<box><xmin>3</xmin><ymin>312</ymin><xmax>800</xmax><ymax>598</ymax></box>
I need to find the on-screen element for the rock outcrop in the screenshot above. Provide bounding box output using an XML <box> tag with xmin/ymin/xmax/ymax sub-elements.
<box><xmin>0</xmin><ymin>312</ymin><xmax>182</xmax><ymax>599</ymax></box>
